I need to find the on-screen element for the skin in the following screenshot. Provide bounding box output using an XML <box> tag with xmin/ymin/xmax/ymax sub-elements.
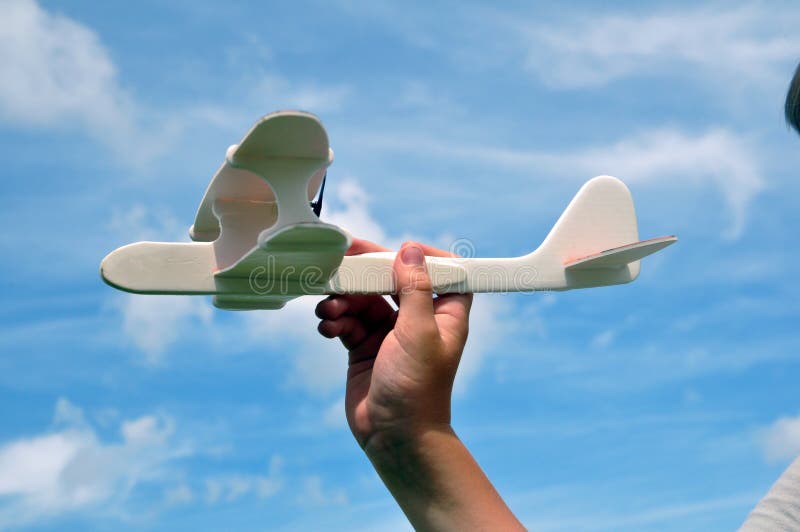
<box><xmin>316</xmin><ymin>239</ymin><xmax>524</xmax><ymax>531</ymax></box>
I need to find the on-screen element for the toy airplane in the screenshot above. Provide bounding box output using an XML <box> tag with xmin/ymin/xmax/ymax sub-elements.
<box><xmin>100</xmin><ymin>110</ymin><xmax>677</xmax><ymax>310</ymax></box>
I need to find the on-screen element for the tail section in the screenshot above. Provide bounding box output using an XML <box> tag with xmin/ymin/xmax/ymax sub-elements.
<box><xmin>565</xmin><ymin>236</ymin><xmax>677</xmax><ymax>271</ymax></box>
<box><xmin>533</xmin><ymin>176</ymin><xmax>676</xmax><ymax>289</ymax></box>
<box><xmin>539</xmin><ymin>176</ymin><xmax>639</xmax><ymax>263</ymax></box>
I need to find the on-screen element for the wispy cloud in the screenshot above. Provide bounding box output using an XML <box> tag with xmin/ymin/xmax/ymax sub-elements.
<box><xmin>204</xmin><ymin>455</ymin><xmax>283</xmax><ymax>504</ymax></box>
<box><xmin>522</xmin><ymin>489</ymin><xmax>758</xmax><ymax>531</ymax></box>
<box><xmin>453</xmin><ymin>294</ymin><xmax>515</xmax><ymax>397</ymax></box>
<box><xmin>359</xmin><ymin>126</ymin><xmax>763</xmax><ymax>238</ymax></box>
<box><xmin>107</xmin><ymin>204</ymin><xmax>185</xmax><ymax>245</ymax></box>
<box><xmin>248</xmin><ymin>74</ymin><xmax>351</xmax><ymax>114</ymax></box>
<box><xmin>296</xmin><ymin>475</ymin><xmax>348</xmax><ymax>507</ymax></box>
<box><xmin>118</xmin><ymin>295</ymin><xmax>213</xmax><ymax>365</ymax></box>
<box><xmin>0</xmin><ymin>0</ymin><xmax>173</xmax><ymax>163</ymax></box>
<box><xmin>106</xmin><ymin>203</ymin><xmax>214</xmax><ymax>365</ymax></box>
<box><xmin>0</xmin><ymin>1</ymin><xmax>352</xmax><ymax>165</ymax></box>
<box><xmin>329</xmin><ymin>3</ymin><xmax>799</xmax><ymax>94</ymax></box>
<box><xmin>759</xmin><ymin>413</ymin><xmax>800</xmax><ymax>463</ymax></box>
<box><xmin>510</xmin><ymin>335</ymin><xmax>800</xmax><ymax>394</ymax></box>
<box><xmin>0</xmin><ymin>398</ymin><xmax>189</xmax><ymax>528</ymax></box>
<box><xmin>505</xmin><ymin>5</ymin><xmax>800</xmax><ymax>91</ymax></box>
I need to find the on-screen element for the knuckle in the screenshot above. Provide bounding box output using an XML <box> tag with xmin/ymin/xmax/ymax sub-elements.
<box><xmin>396</xmin><ymin>268</ymin><xmax>433</xmax><ymax>295</ymax></box>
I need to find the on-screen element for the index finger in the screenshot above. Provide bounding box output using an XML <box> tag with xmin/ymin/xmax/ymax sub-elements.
<box><xmin>346</xmin><ymin>237</ymin><xmax>390</xmax><ymax>256</ymax></box>
<box><xmin>416</xmin><ymin>242</ymin><xmax>458</xmax><ymax>258</ymax></box>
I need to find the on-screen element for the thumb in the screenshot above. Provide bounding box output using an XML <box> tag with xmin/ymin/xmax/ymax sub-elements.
<box><xmin>394</xmin><ymin>242</ymin><xmax>437</xmax><ymax>335</ymax></box>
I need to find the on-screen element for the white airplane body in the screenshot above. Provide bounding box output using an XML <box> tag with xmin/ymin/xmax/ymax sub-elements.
<box><xmin>101</xmin><ymin>111</ymin><xmax>677</xmax><ymax>310</ymax></box>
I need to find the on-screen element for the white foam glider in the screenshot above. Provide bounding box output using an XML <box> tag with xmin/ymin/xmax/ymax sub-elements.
<box><xmin>100</xmin><ymin>110</ymin><xmax>677</xmax><ymax>310</ymax></box>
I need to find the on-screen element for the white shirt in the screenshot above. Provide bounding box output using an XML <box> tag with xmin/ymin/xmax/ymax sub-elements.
<box><xmin>741</xmin><ymin>457</ymin><xmax>800</xmax><ymax>530</ymax></box>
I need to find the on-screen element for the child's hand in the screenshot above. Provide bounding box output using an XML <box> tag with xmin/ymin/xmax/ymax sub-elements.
<box><xmin>315</xmin><ymin>239</ymin><xmax>472</xmax><ymax>449</ymax></box>
<box><xmin>316</xmin><ymin>238</ymin><xmax>522</xmax><ymax>530</ymax></box>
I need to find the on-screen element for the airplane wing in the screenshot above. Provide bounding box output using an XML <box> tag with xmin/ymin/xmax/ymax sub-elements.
<box><xmin>211</xmin><ymin>111</ymin><xmax>351</xmax><ymax>308</ymax></box>
<box><xmin>189</xmin><ymin>112</ymin><xmax>328</xmax><ymax>243</ymax></box>
<box><xmin>101</xmin><ymin>111</ymin><xmax>350</xmax><ymax>310</ymax></box>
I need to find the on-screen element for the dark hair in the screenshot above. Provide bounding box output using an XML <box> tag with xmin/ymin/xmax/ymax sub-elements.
<box><xmin>787</xmin><ymin>62</ymin><xmax>800</xmax><ymax>135</ymax></box>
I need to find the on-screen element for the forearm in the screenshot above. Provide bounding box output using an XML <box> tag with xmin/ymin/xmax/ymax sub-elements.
<box><xmin>364</xmin><ymin>424</ymin><xmax>525</xmax><ymax>531</ymax></box>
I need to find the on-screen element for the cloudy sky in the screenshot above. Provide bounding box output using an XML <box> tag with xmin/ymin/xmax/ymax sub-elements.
<box><xmin>1</xmin><ymin>0</ymin><xmax>799</xmax><ymax>529</ymax></box>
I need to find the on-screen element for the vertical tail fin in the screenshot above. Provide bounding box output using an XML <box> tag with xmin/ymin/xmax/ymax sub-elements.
<box><xmin>539</xmin><ymin>175</ymin><xmax>639</xmax><ymax>264</ymax></box>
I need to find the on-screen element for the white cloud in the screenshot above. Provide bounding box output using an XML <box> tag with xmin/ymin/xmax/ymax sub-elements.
<box><xmin>204</xmin><ymin>455</ymin><xmax>282</xmax><ymax>504</ymax></box>
<box><xmin>522</xmin><ymin>489</ymin><xmax>759</xmax><ymax>531</ymax></box>
<box><xmin>0</xmin><ymin>1</ymin><xmax>351</xmax><ymax>164</ymax></box>
<box><xmin>567</xmin><ymin>128</ymin><xmax>763</xmax><ymax>239</ymax></box>
<box><xmin>297</xmin><ymin>476</ymin><xmax>347</xmax><ymax>507</ymax></box>
<box><xmin>591</xmin><ymin>330</ymin><xmax>616</xmax><ymax>350</ymax></box>
<box><xmin>0</xmin><ymin>0</ymin><xmax>172</xmax><ymax>161</ymax></box>
<box><xmin>516</xmin><ymin>5</ymin><xmax>800</xmax><ymax>90</ymax></box>
<box><xmin>107</xmin><ymin>204</ymin><xmax>185</xmax><ymax>244</ymax></box>
<box><xmin>499</xmin><ymin>332</ymin><xmax>800</xmax><ymax>395</ymax></box>
<box><xmin>54</xmin><ymin>397</ymin><xmax>87</xmax><ymax>426</ymax></box>
<box><xmin>244</xmin><ymin>295</ymin><xmax>347</xmax><ymax>395</ymax></box>
<box><xmin>759</xmin><ymin>414</ymin><xmax>800</xmax><ymax>463</ymax></box>
<box><xmin>453</xmin><ymin>294</ymin><xmax>515</xmax><ymax>397</ymax></box>
<box><xmin>164</xmin><ymin>484</ymin><xmax>194</xmax><ymax>506</ymax></box>
<box><xmin>590</xmin><ymin>315</ymin><xmax>635</xmax><ymax>351</ymax></box>
<box><xmin>249</xmin><ymin>74</ymin><xmax>351</xmax><ymax>113</ymax></box>
<box><xmin>322</xmin><ymin>396</ymin><xmax>347</xmax><ymax>429</ymax></box>
<box><xmin>107</xmin><ymin>203</ymin><xmax>214</xmax><ymax>365</ymax></box>
<box><xmin>397</xmin><ymin>80</ymin><xmax>464</xmax><ymax>116</ymax></box>
<box><xmin>119</xmin><ymin>295</ymin><xmax>213</xmax><ymax>366</ymax></box>
<box><xmin>0</xmin><ymin>399</ymin><xmax>188</xmax><ymax>528</ymax></box>
<box><xmin>0</xmin><ymin>399</ymin><xmax>289</xmax><ymax>527</ymax></box>
<box><xmin>324</xmin><ymin>178</ymin><xmax>395</xmax><ymax>247</ymax></box>
<box><xmin>330</xmin><ymin>1</ymin><xmax>439</xmax><ymax>50</ymax></box>
<box><xmin>359</xmin><ymin>126</ymin><xmax>763</xmax><ymax>239</ymax></box>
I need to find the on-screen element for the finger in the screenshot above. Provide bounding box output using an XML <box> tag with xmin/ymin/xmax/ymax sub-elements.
<box><xmin>316</xmin><ymin>294</ymin><xmax>394</xmax><ymax>325</ymax></box>
<box><xmin>433</xmin><ymin>292</ymin><xmax>473</xmax><ymax>318</ymax></box>
<box><xmin>348</xmin><ymin>313</ymin><xmax>397</xmax><ymax>365</ymax></box>
<box><xmin>317</xmin><ymin>316</ymin><xmax>371</xmax><ymax>350</ymax></box>
<box><xmin>315</xmin><ymin>296</ymin><xmax>349</xmax><ymax>320</ymax></box>
<box><xmin>338</xmin><ymin>294</ymin><xmax>395</xmax><ymax>324</ymax></box>
<box><xmin>393</xmin><ymin>242</ymin><xmax>438</xmax><ymax>344</ymax></box>
<box><xmin>416</xmin><ymin>242</ymin><xmax>458</xmax><ymax>258</ymax></box>
<box><xmin>433</xmin><ymin>293</ymin><xmax>472</xmax><ymax>346</ymax></box>
<box><xmin>346</xmin><ymin>237</ymin><xmax>389</xmax><ymax>256</ymax></box>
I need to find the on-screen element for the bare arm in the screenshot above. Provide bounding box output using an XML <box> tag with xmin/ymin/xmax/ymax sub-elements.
<box><xmin>365</xmin><ymin>425</ymin><xmax>523</xmax><ymax>531</ymax></box>
<box><xmin>316</xmin><ymin>239</ymin><xmax>524</xmax><ymax>531</ymax></box>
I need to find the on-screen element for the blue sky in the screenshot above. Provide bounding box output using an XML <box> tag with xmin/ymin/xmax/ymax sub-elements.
<box><xmin>1</xmin><ymin>0</ymin><xmax>800</xmax><ymax>529</ymax></box>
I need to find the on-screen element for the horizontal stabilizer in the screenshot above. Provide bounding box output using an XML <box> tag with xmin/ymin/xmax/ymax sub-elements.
<box><xmin>564</xmin><ymin>236</ymin><xmax>677</xmax><ymax>271</ymax></box>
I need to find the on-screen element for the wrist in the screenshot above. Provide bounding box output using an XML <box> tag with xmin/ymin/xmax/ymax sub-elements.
<box><xmin>349</xmin><ymin>388</ymin><xmax>452</xmax><ymax>450</ymax></box>
<box><xmin>362</xmin><ymin>422</ymin><xmax>461</xmax><ymax>514</ymax></box>
<box><xmin>362</xmin><ymin>421</ymin><xmax>456</xmax><ymax>463</ymax></box>
<box><xmin>362</xmin><ymin>423</ymin><xmax>525</xmax><ymax>530</ymax></box>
